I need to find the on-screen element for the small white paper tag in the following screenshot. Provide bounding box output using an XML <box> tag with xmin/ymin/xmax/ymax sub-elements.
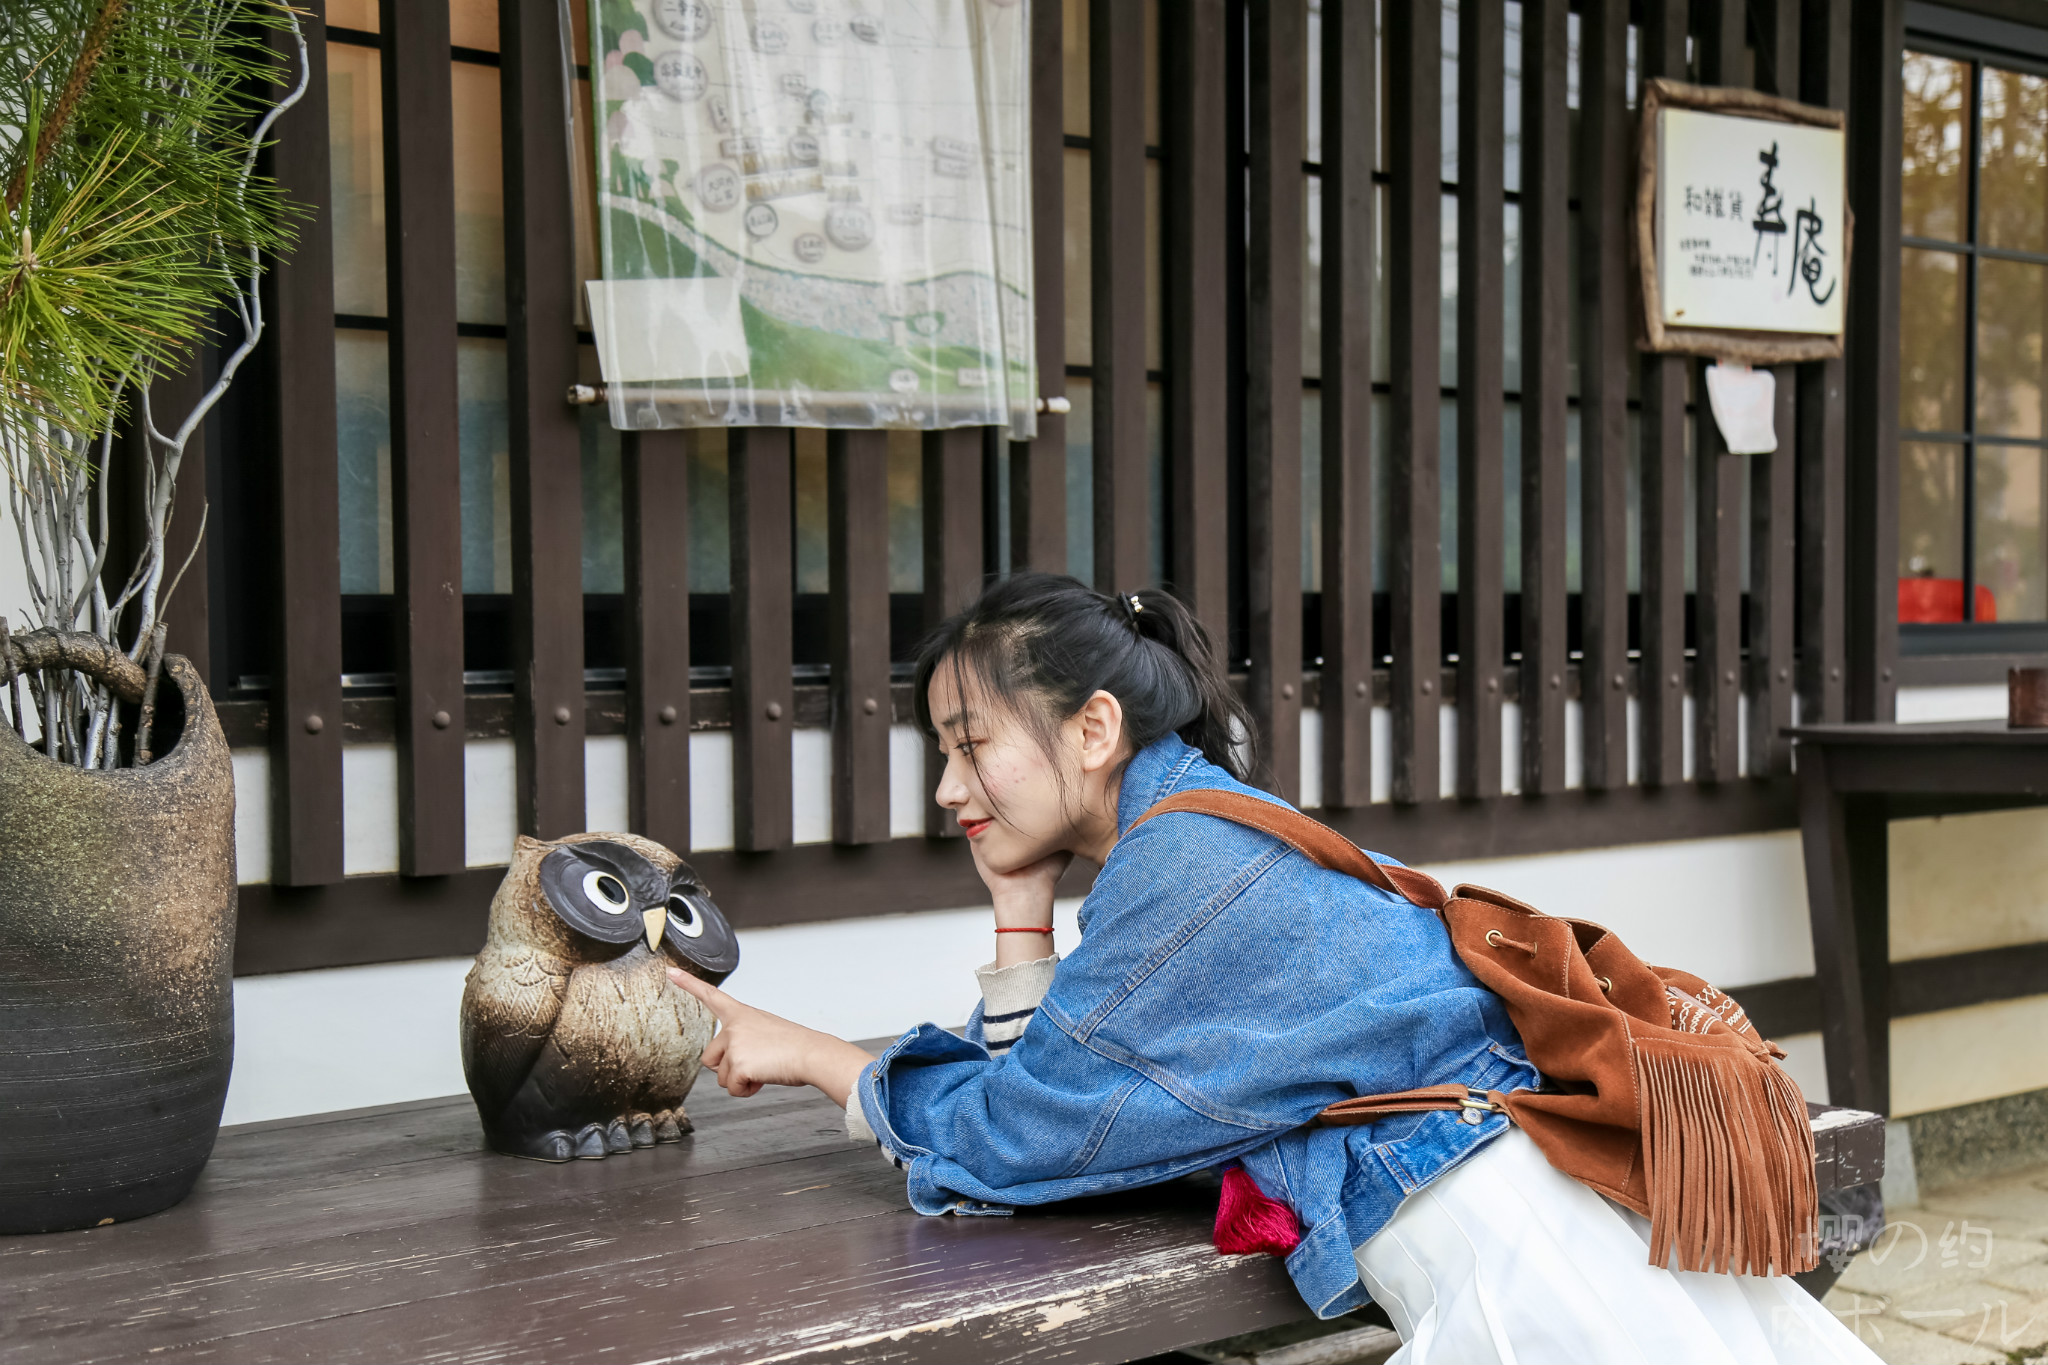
<box><xmin>1703</xmin><ymin>363</ymin><xmax>1778</xmax><ymax>454</ymax></box>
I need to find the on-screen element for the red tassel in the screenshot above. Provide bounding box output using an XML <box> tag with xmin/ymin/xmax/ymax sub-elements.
<box><xmin>1213</xmin><ymin>1163</ymin><xmax>1301</xmax><ymax>1256</ymax></box>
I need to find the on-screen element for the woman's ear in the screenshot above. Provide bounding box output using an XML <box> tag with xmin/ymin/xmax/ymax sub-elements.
<box><xmin>1073</xmin><ymin>689</ymin><xmax>1126</xmax><ymax>773</ymax></box>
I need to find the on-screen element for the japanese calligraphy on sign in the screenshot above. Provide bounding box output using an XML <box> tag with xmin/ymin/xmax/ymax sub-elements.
<box><xmin>1636</xmin><ymin>79</ymin><xmax>1849</xmax><ymax>363</ymax></box>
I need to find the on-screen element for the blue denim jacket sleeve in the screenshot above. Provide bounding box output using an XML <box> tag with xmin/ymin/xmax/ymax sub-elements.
<box><xmin>854</xmin><ymin>735</ymin><xmax>1541</xmax><ymax>1314</ymax></box>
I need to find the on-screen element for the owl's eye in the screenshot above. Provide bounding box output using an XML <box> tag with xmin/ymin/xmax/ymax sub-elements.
<box><xmin>667</xmin><ymin>893</ymin><xmax>706</xmax><ymax>938</ymax></box>
<box><xmin>582</xmin><ymin>870</ymin><xmax>632</xmax><ymax>914</ymax></box>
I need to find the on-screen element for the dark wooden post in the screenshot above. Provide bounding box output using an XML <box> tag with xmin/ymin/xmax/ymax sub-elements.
<box><xmin>623</xmin><ymin>431</ymin><xmax>691</xmax><ymax>853</ymax></box>
<box><xmin>382</xmin><ymin>0</ymin><xmax>466</xmax><ymax>874</ymax></box>
<box><xmin>1090</xmin><ymin>0</ymin><xmax>1148</xmax><ymax>594</ymax></box>
<box><xmin>1011</xmin><ymin>0</ymin><xmax>1067</xmax><ymax>574</ymax></box>
<box><xmin>829</xmin><ymin>430</ymin><xmax>892</xmax><ymax>846</ymax></box>
<box><xmin>1799</xmin><ymin>0</ymin><xmax>1852</xmax><ymax>725</ymax></box>
<box><xmin>922</xmin><ymin>428</ymin><xmax>984</xmax><ymax>836</ymax></box>
<box><xmin>729</xmin><ymin>428</ymin><xmax>794</xmax><ymax>852</ymax></box>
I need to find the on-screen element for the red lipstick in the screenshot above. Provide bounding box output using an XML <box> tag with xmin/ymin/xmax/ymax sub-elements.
<box><xmin>960</xmin><ymin>816</ymin><xmax>992</xmax><ymax>838</ymax></box>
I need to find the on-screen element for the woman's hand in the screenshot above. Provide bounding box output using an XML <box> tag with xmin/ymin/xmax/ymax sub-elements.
<box><xmin>668</xmin><ymin>968</ymin><xmax>873</xmax><ymax>1107</ymax></box>
<box><xmin>975</xmin><ymin>845</ymin><xmax>1071</xmax><ymax>968</ymax></box>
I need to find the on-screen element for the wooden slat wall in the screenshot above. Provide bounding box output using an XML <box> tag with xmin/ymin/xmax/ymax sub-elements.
<box><xmin>622</xmin><ymin>431</ymin><xmax>691</xmax><ymax>853</ymax></box>
<box><xmin>1387</xmin><ymin>0</ymin><xmax>1441</xmax><ymax>806</ymax></box>
<box><xmin>381</xmin><ymin>0</ymin><xmax>465</xmax><ymax>875</ymax></box>
<box><xmin>1165</xmin><ymin>0</ymin><xmax>1229</xmax><ymax>650</ymax></box>
<box><xmin>1639</xmin><ymin>0</ymin><xmax>1690</xmax><ymax>789</ymax></box>
<box><xmin>1518</xmin><ymin>0</ymin><xmax>1570</xmax><ymax>796</ymax></box>
<box><xmin>828</xmin><ymin>430</ymin><xmax>892</xmax><ymax>846</ymax></box>
<box><xmin>1846</xmin><ymin>0</ymin><xmax>1905</xmax><ymax>721</ymax></box>
<box><xmin>1455</xmin><ymin>0</ymin><xmax>1504</xmax><ymax>802</ymax></box>
<box><xmin>922</xmin><ymin>429</ymin><xmax>984</xmax><ymax>836</ymax></box>
<box><xmin>1245</xmin><ymin>0</ymin><xmax>1305</xmax><ymax>803</ymax></box>
<box><xmin>1803</xmin><ymin>0</ymin><xmax>1852</xmax><ymax>725</ymax></box>
<box><xmin>1317</xmin><ymin>0</ymin><xmax>1372</xmax><ymax>810</ymax></box>
<box><xmin>1089</xmin><ymin>0</ymin><xmax>1148</xmax><ymax>594</ymax></box>
<box><xmin>502</xmin><ymin>0</ymin><xmax>585</xmax><ymax>840</ymax></box>
<box><xmin>264</xmin><ymin>3</ymin><xmax>344</xmax><ymax>886</ymax></box>
<box><xmin>1578</xmin><ymin>0</ymin><xmax>1632</xmax><ymax>793</ymax></box>
<box><xmin>729</xmin><ymin>429</ymin><xmax>794</xmax><ymax>852</ymax></box>
<box><xmin>152</xmin><ymin>359</ymin><xmax>214</xmax><ymax>686</ymax></box>
<box><xmin>1693</xmin><ymin>0</ymin><xmax>1747</xmax><ymax>785</ymax></box>
<box><xmin>1011</xmin><ymin>0</ymin><xmax>1066</xmax><ymax>575</ymax></box>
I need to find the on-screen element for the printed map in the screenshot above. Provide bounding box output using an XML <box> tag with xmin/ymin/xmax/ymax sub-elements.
<box><xmin>589</xmin><ymin>0</ymin><xmax>1036</xmax><ymax>437</ymax></box>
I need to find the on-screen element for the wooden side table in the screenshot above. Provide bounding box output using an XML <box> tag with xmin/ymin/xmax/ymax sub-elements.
<box><xmin>1789</xmin><ymin>721</ymin><xmax>2048</xmax><ymax>1115</ymax></box>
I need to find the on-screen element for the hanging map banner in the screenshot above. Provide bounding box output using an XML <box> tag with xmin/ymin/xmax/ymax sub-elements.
<box><xmin>587</xmin><ymin>0</ymin><xmax>1036</xmax><ymax>438</ymax></box>
<box><xmin>1636</xmin><ymin>78</ymin><xmax>1849</xmax><ymax>365</ymax></box>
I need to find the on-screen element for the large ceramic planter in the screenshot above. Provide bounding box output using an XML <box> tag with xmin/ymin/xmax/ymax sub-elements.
<box><xmin>0</xmin><ymin>655</ymin><xmax>237</xmax><ymax>1233</ymax></box>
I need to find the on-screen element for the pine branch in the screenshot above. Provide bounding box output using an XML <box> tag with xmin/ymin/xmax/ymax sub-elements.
<box><xmin>4</xmin><ymin>0</ymin><xmax>128</xmax><ymax>216</ymax></box>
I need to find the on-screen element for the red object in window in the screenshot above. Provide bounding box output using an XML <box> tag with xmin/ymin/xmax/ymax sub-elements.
<box><xmin>1898</xmin><ymin>577</ymin><xmax>1998</xmax><ymax>623</ymax></box>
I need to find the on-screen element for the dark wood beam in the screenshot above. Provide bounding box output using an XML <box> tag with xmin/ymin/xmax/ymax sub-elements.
<box><xmin>828</xmin><ymin>430</ymin><xmax>892</xmax><ymax>846</ymax></box>
<box><xmin>1010</xmin><ymin>0</ymin><xmax>1067</xmax><ymax>575</ymax></box>
<box><xmin>622</xmin><ymin>430</ymin><xmax>691</xmax><ymax>853</ymax></box>
<box><xmin>1089</xmin><ymin>0</ymin><xmax>1148</xmax><ymax>594</ymax></box>
<box><xmin>729</xmin><ymin>428</ymin><xmax>794</xmax><ymax>852</ymax></box>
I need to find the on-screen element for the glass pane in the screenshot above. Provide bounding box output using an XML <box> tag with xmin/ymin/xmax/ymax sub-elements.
<box><xmin>450</xmin><ymin>0</ymin><xmax>498</xmax><ymax>52</ymax></box>
<box><xmin>337</xmin><ymin>330</ymin><xmax>392</xmax><ymax>595</ymax></box>
<box><xmin>1503</xmin><ymin>200</ymin><xmax>1521</xmax><ymax>392</ymax></box>
<box><xmin>1977</xmin><ymin>445</ymin><xmax>2045</xmax><ymax>621</ymax></box>
<box><xmin>1978</xmin><ymin>66</ymin><xmax>2048</xmax><ymax>255</ymax></box>
<box><xmin>1503</xmin><ymin>2</ymin><xmax>1522</xmax><ymax>194</ymax></box>
<box><xmin>1441</xmin><ymin>0</ymin><xmax>1459</xmax><ymax>184</ymax></box>
<box><xmin>1063</xmin><ymin>0</ymin><xmax>1088</xmax><ymax>137</ymax></box>
<box><xmin>458</xmin><ymin>338</ymin><xmax>510</xmax><ymax>594</ymax></box>
<box><xmin>1065</xmin><ymin>148</ymin><xmax>1091</xmax><ymax>366</ymax></box>
<box><xmin>1977</xmin><ymin>256</ymin><xmax>2047</xmax><ymax>440</ymax></box>
<box><xmin>1065</xmin><ymin>376</ymin><xmax>1094</xmax><ymax>584</ymax></box>
<box><xmin>1306</xmin><ymin>0</ymin><xmax>1322</xmax><ymax>166</ymax></box>
<box><xmin>452</xmin><ymin>62</ymin><xmax>505</xmax><ymax>325</ymax></box>
<box><xmin>691</xmin><ymin>429</ymin><xmax>732</xmax><ymax>596</ymax></box>
<box><xmin>1898</xmin><ymin>441</ymin><xmax>1964</xmax><ymax>609</ymax></box>
<box><xmin>1902</xmin><ymin>52</ymin><xmax>1969</xmax><ymax>242</ymax></box>
<box><xmin>1372</xmin><ymin>184</ymin><xmax>1388</xmax><ymax>385</ymax></box>
<box><xmin>1900</xmin><ymin>248</ymin><xmax>1965</xmax><ymax>433</ymax></box>
<box><xmin>327</xmin><ymin>0</ymin><xmax>376</xmax><ymax>31</ymax></box>
<box><xmin>887</xmin><ymin>430</ymin><xmax>921</xmax><ymax>594</ymax></box>
<box><xmin>1305</xmin><ymin>174</ymin><xmax>1322</xmax><ymax>381</ymax></box>
<box><xmin>1144</xmin><ymin>0</ymin><xmax>1161</xmax><ymax>149</ymax></box>
<box><xmin>1439</xmin><ymin>191</ymin><xmax>1455</xmax><ymax>387</ymax></box>
<box><xmin>1302</xmin><ymin>388</ymin><xmax>1321</xmax><ymax>591</ymax></box>
<box><xmin>581</xmin><ymin>401</ymin><xmax>623</xmax><ymax>596</ymax></box>
<box><xmin>329</xmin><ymin>41</ymin><xmax>385</xmax><ymax>318</ymax></box>
<box><xmin>794</xmin><ymin>429</ymin><xmax>828</xmax><ymax>594</ymax></box>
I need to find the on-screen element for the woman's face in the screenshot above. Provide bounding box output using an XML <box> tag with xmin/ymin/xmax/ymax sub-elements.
<box><xmin>927</xmin><ymin>665</ymin><xmax>1120</xmax><ymax>874</ymax></box>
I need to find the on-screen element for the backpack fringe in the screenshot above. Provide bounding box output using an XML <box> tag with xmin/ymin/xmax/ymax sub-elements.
<box><xmin>1213</xmin><ymin>1163</ymin><xmax>1302</xmax><ymax>1257</ymax></box>
<box><xmin>1634</xmin><ymin>1034</ymin><xmax>1820</xmax><ymax>1276</ymax></box>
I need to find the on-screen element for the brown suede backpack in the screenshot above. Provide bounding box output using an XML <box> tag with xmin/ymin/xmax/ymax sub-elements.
<box><xmin>1130</xmin><ymin>789</ymin><xmax>1819</xmax><ymax>1277</ymax></box>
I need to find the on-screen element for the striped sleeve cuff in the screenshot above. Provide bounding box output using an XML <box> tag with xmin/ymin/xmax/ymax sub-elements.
<box><xmin>975</xmin><ymin>954</ymin><xmax>1058</xmax><ymax>1055</ymax></box>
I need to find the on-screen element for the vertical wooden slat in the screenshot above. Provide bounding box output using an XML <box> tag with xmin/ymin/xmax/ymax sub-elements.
<box><xmin>1455</xmin><ymin>0</ymin><xmax>1504</xmax><ymax>802</ymax></box>
<box><xmin>1318</xmin><ymin>0</ymin><xmax>1373</xmax><ymax>809</ymax></box>
<box><xmin>1247</xmin><ymin>0</ymin><xmax>1305</xmax><ymax>803</ymax></box>
<box><xmin>1164</xmin><ymin>0</ymin><xmax>1230</xmax><ymax>649</ymax></box>
<box><xmin>382</xmin><ymin>0</ymin><xmax>465</xmax><ymax>875</ymax></box>
<box><xmin>1388</xmin><ymin>0</ymin><xmax>1441</xmax><ymax>806</ymax></box>
<box><xmin>729</xmin><ymin>428</ymin><xmax>793</xmax><ymax>852</ymax></box>
<box><xmin>1011</xmin><ymin>0</ymin><xmax>1066</xmax><ymax>574</ymax></box>
<box><xmin>502</xmin><ymin>0</ymin><xmax>586</xmax><ymax>839</ymax></box>
<box><xmin>1845</xmin><ymin>0</ymin><xmax>1904</xmax><ymax>722</ymax></box>
<box><xmin>1637</xmin><ymin>0</ymin><xmax>1689</xmax><ymax>789</ymax></box>
<box><xmin>829</xmin><ymin>430</ymin><xmax>892</xmax><ymax>846</ymax></box>
<box><xmin>1750</xmin><ymin>369</ymin><xmax>1799</xmax><ymax>775</ymax></box>
<box><xmin>1753</xmin><ymin>1</ymin><xmax>1802</xmax><ymax>775</ymax></box>
<box><xmin>1694</xmin><ymin>0</ymin><xmax>1746</xmax><ymax>786</ymax></box>
<box><xmin>263</xmin><ymin>6</ymin><xmax>343</xmax><ymax>886</ymax></box>
<box><xmin>1518</xmin><ymin>0</ymin><xmax>1569</xmax><ymax>796</ymax></box>
<box><xmin>1800</xmin><ymin>0</ymin><xmax>1851</xmax><ymax>725</ymax></box>
<box><xmin>1578</xmin><ymin>0</ymin><xmax>1631</xmax><ymax>791</ymax></box>
<box><xmin>1090</xmin><ymin>0</ymin><xmax>1148</xmax><ymax>593</ymax></box>
<box><xmin>922</xmin><ymin>428</ymin><xmax>984</xmax><ymax>837</ymax></box>
<box><xmin>622</xmin><ymin>431</ymin><xmax>690</xmax><ymax>853</ymax></box>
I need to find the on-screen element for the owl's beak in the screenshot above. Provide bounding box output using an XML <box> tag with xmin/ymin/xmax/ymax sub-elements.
<box><xmin>642</xmin><ymin>906</ymin><xmax>666</xmax><ymax>953</ymax></box>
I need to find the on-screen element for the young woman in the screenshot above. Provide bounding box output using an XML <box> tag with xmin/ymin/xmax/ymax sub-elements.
<box><xmin>668</xmin><ymin>573</ymin><xmax>1877</xmax><ymax>1364</ymax></box>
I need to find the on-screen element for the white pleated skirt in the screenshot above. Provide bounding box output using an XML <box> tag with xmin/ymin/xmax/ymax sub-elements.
<box><xmin>1353</xmin><ymin>1128</ymin><xmax>1881</xmax><ymax>1365</ymax></box>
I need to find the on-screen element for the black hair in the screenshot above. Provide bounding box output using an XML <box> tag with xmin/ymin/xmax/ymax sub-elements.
<box><xmin>912</xmin><ymin>572</ymin><xmax>1257</xmax><ymax>785</ymax></box>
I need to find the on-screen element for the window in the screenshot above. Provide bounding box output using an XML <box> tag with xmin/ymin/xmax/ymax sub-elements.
<box><xmin>1899</xmin><ymin>47</ymin><xmax>2048</xmax><ymax>631</ymax></box>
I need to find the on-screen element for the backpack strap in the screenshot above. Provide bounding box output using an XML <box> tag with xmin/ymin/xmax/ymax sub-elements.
<box><xmin>1127</xmin><ymin>789</ymin><xmax>1450</xmax><ymax>911</ymax></box>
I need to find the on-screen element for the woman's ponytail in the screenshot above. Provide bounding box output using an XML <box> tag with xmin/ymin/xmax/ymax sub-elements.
<box><xmin>912</xmin><ymin>573</ymin><xmax>1259</xmax><ymax>784</ymax></box>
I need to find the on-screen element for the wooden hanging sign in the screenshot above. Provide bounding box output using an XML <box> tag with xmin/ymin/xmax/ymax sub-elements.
<box><xmin>1635</xmin><ymin>77</ymin><xmax>1850</xmax><ymax>363</ymax></box>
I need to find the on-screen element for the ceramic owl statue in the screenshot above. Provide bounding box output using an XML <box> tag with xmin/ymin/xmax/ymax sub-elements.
<box><xmin>460</xmin><ymin>832</ymin><xmax>738</xmax><ymax>1161</ymax></box>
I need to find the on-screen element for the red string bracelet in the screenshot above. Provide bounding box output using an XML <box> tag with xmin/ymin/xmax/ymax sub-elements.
<box><xmin>994</xmin><ymin>925</ymin><xmax>1055</xmax><ymax>934</ymax></box>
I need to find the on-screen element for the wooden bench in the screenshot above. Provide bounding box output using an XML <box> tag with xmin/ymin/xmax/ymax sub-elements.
<box><xmin>0</xmin><ymin>1072</ymin><xmax>1884</xmax><ymax>1364</ymax></box>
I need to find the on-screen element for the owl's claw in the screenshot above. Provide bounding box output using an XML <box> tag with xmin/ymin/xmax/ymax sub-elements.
<box><xmin>627</xmin><ymin>1113</ymin><xmax>656</xmax><ymax>1147</ymax></box>
<box><xmin>653</xmin><ymin>1108</ymin><xmax>692</xmax><ymax>1142</ymax></box>
<box><xmin>487</xmin><ymin>1127</ymin><xmax>578</xmax><ymax>1162</ymax></box>
<box><xmin>604</xmin><ymin>1120</ymin><xmax>634</xmax><ymax>1154</ymax></box>
<box><xmin>573</xmin><ymin>1123</ymin><xmax>610</xmax><ymax>1159</ymax></box>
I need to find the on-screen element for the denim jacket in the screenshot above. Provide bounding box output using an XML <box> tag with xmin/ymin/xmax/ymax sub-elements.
<box><xmin>852</xmin><ymin>734</ymin><xmax>1541</xmax><ymax>1318</ymax></box>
